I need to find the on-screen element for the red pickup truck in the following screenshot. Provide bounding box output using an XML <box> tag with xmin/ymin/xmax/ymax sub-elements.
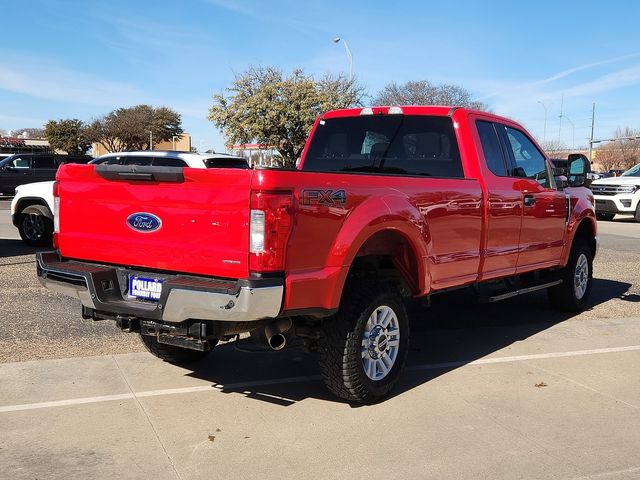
<box><xmin>37</xmin><ymin>106</ymin><xmax>597</xmax><ymax>403</ymax></box>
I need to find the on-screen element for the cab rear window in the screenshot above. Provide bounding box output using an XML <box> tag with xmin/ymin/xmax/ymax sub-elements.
<box><xmin>302</xmin><ymin>115</ymin><xmax>463</xmax><ymax>178</ymax></box>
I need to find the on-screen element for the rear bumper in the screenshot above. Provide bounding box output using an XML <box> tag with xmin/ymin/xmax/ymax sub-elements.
<box><xmin>36</xmin><ymin>251</ymin><xmax>283</xmax><ymax>323</ymax></box>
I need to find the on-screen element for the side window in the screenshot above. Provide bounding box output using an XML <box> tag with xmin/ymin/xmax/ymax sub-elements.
<box><xmin>152</xmin><ymin>157</ymin><xmax>187</xmax><ymax>167</ymax></box>
<box><xmin>476</xmin><ymin>121</ymin><xmax>507</xmax><ymax>176</ymax></box>
<box><xmin>10</xmin><ymin>156</ymin><xmax>30</xmax><ymax>169</ymax></box>
<box><xmin>32</xmin><ymin>156</ymin><xmax>56</xmax><ymax>169</ymax></box>
<box><xmin>123</xmin><ymin>156</ymin><xmax>153</xmax><ymax>166</ymax></box>
<box><xmin>504</xmin><ymin>127</ymin><xmax>550</xmax><ymax>188</ymax></box>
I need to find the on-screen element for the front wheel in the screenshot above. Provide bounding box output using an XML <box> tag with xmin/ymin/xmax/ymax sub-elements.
<box><xmin>548</xmin><ymin>241</ymin><xmax>593</xmax><ymax>312</ymax></box>
<box><xmin>317</xmin><ymin>281</ymin><xmax>409</xmax><ymax>404</ymax></box>
<box><xmin>139</xmin><ymin>335</ymin><xmax>215</xmax><ymax>365</ymax></box>
<box><xmin>18</xmin><ymin>208</ymin><xmax>53</xmax><ymax>246</ymax></box>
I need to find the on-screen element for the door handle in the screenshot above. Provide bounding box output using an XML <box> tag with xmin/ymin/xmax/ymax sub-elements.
<box><xmin>523</xmin><ymin>194</ymin><xmax>536</xmax><ymax>206</ymax></box>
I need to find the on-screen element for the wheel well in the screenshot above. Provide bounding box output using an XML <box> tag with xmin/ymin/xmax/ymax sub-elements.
<box><xmin>573</xmin><ymin>219</ymin><xmax>596</xmax><ymax>258</ymax></box>
<box><xmin>348</xmin><ymin>230</ymin><xmax>421</xmax><ymax>296</ymax></box>
<box><xmin>16</xmin><ymin>198</ymin><xmax>49</xmax><ymax>216</ymax></box>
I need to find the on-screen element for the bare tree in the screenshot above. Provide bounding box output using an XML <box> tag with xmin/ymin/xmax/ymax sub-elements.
<box><xmin>594</xmin><ymin>127</ymin><xmax>640</xmax><ymax>171</ymax></box>
<box><xmin>90</xmin><ymin>105</ymin><xmax>183</xmax><ymax>152</ymax></box>
<box><xmin>15</xmin><ymin>127</ymin><xmax>45</xmax><ymax>138</ymax></box>
<box><xmin>540</xmin><ymin>139</ymin><xmax>568</xmax><ymax>155</ymax></box>
<box><xmin>374</xmin><ymin>80</ymin><xmax>489</xmax><ymax>110</ymax></box>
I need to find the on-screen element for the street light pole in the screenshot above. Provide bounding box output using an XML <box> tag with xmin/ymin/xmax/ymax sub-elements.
<box><xmin>172</xmin><ymin>135</ymin><xmax>178</xmax><ymax>151</ymax></box>
<box><xmin>588</xmin><ymin>103</ymin><xmax>596</xmax><ymax>162</ymax></box>
<box><xmin>557</xmin><ymin>94</ymin><xmax>564</xmax><ymax>146</ymax></box>
<box><xmin>537</xmin><ymin>101</ymin><xmax>549</xmax><ymax>143</ymax></box>
<box><xmin>560</xmin><ymin>114</ymin><xmax>575</xmax><ymax>149</ymax></box>
<box><xmin>333</xmin><ymin>37</ymin><xmax>353</xmax><ymax>81</ymax></box>
<box><xmin>148</xmin><ymin>131</ymin><xmax>153</xmax><ymax>151</ymax></box>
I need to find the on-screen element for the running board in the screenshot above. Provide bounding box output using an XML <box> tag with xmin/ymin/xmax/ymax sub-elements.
<box><xmin>480</xmin><ymin>280</ymin><xmax>562</xmax><ymax>303</ymax></box>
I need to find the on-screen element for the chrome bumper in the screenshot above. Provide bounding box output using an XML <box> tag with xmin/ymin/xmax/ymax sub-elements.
<box><xmin>36</xmin><ymin>252</ymin><xmax>283</xmax><ymax>323</ymax></box>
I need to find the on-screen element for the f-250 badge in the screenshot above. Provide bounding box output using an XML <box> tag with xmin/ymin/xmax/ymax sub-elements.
<box><xmin>301</xmin><ymin>189</ymin><xmax>346</xmax><ymax>206</ymax></box>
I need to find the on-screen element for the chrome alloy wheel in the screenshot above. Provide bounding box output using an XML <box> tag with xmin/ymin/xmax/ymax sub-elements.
<box><xmin>574</xmin><ymin>253</ymin><xmax>589</xmax><ymax>300</ymax></box>
<box><xmin>22</xmin><ymin>213</ymin><xmax>45</xmax><ymax>241</ymax></box>
<box><xmin>362</xmin><ymin>305</ymin><xmax>400</xmax><ymax>381</ymax></box>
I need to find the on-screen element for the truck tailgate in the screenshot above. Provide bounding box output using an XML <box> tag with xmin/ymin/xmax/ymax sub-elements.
<box><xmin>56</xmin><ymin>164</ymin><xmax>252</xmax><ymax>279</ymax></box>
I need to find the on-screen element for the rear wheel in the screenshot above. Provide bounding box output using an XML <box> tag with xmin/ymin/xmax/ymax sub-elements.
<box><xmin>548</xmin><ymin>241</ymin><xmax>593</xmax><ymax>312</ymax></box>
<box><xmin>139</xmin><ymin>335</ymin><xmax>215</xmax><ymax>365</ymax></box>
<box><xmin>317</xmin><ymin>281</ymin><xmax>409</xmax><ymax>404</ymax></box>
<box><xmin>596</xmin><ymin>212</ymin><xmax>615</xmax><ymax>221</ymax></box>
<box><xmin>18</xmin><ymin>208</ymin><xmax>53</xmax><ymax>246</ymax></box>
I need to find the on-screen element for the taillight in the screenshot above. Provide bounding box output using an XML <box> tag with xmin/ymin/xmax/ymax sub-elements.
<box><xmin>249</xmin><ymin>191</ymin><xmax>293</xmax><ymax>272</ymax></box>
<box><xmin>52</xmin><ymin>181</ymin><xmax>60</xmax><ymax>234</ymax></box>
<box><xmin>52</xmin><ymin>181</ymin><xmax>60</xmax><ymax>249</ymax></box>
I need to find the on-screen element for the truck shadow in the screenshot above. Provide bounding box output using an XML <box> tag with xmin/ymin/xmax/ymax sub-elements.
<box><xmin>0</xmin><ymin>239</ymin><xmax>47</xmax><ymax>258</ymax></box>
<box><xmin>184</xmin><ymin>277</ymin><xmax>633</xmax><ymax>406</ymax></box>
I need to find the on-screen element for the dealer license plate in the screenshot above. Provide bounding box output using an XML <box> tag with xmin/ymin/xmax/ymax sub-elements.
<box><xmin>128</xmin><ymin>276</ymin><xmax>163</xmax><ymax>301</ymax></box>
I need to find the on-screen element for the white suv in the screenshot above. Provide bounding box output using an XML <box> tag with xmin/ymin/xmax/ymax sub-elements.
<box><xmin>590</xmin><ymin>163</ymin><xmax>640</xmax><ymax>221</ymax></box>
<box><xmin>10</xmin><ymin>151</ymin><xmax>247</xmax><ymax>245</ymax></box>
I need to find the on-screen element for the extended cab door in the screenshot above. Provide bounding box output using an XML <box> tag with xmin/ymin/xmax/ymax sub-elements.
<box><xmin>473</xmin><ymin>120</ymin><xmax>522</xmax><ymax>279</ymax></box>
<box><xmin>497</xmin><ymin>125</ymin><xmax>567</xmax><ymax>270</ymax></box>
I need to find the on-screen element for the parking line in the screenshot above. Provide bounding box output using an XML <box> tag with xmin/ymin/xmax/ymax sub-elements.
<box><xmin>1</xmin><ymin>345</ymin><xmax>640</xmax><ymax>413</ymax></box>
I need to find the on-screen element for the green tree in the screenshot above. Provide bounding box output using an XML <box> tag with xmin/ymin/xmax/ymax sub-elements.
<box><xmin>208</xmin><ymin>67</ymin><xmax>365</xmax><ymax>167</ymax></box>
<box><xmin>44</xmin><ymin>119</ymin><xmax>92</xmax><ymax>155</ymax></box>
<box><xmin>90</xmin><ymin>105</ymin><xmax>183</xmax><ymax>152</ymax></box>
<box><xmin>374</xmin><ymin>80</ymin><xmax>488</xmax><ymax>111</ymax></box>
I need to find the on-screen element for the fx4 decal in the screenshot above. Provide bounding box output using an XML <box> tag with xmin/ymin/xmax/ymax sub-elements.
<box><xmin>301</xmin><ymin>189</ymin><xmax>347</xmax><ymax>206</ymax></box>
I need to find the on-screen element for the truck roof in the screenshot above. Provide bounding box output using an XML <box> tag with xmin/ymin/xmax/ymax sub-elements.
<box><xmin>322</xmin><ymin>105</ymin><xmax>517</xmax><ymax>124</ymax></box>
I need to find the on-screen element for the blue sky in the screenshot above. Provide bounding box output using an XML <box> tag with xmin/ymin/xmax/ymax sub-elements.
<box><xmin>1</xmin><ymin>0</ymin><xmax>639</xmax><ymax>152</ymax></box>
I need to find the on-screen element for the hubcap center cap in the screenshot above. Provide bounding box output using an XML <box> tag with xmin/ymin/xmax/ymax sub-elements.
<box><xmin>367</xmin><ymin>325</ymin><xmax>388</xmax><ymax>359</ymax></box>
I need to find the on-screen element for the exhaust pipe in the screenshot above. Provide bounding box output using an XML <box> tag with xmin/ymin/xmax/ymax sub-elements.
<box><xmin>264</xmin><ymin>318</ymin><xmax>293</xmax><ymax>351</ymax></box>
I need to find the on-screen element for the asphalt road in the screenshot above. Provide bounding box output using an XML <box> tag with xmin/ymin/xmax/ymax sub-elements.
<box><xmin>1</xmin><ymin>197</ymin><xmax>640</xmax><ymax>479</ymax></box>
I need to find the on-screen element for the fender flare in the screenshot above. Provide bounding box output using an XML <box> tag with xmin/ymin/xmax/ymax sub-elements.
<box><xmin>20</xmin><ymin>204</ymin><xmax>53</xmax><ymax>220</ymax></box>
<box><xmin>327</xmin><ymin>194</ymin><xmax>431</xmax><ymax>297</ymax></box>
<box><xmin>561</xmin><ymin>199</ymin><xmax>597</xmax><ymax>265</ymax></box>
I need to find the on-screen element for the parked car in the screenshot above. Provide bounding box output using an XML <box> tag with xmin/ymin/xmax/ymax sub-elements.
<box><xmin>11</xmin><ymin>151</ymin><xmax>246</xmax><ymax>246</ymax></box>
<box><xmin>590</xmin><ymin>162</ymin><xmax>640</xmax><ymax>221</ymax></box>
<box><xmin>37</xmin><ymin>106</ymin><xmax>596</xmax><ymax>403</ymax></box>
<box><xmin>0</xmin><ymin>153</ymin><xmax>92</xmax><ymax>196</ymax></box>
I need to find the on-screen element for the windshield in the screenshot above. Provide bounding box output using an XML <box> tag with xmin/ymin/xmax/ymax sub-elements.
<box><xmin>621</xmin><ymin>163</ymin><xmax>640</xmax><ymax>177</ymax></box>
<box><xmin>0</xmin><ymin>155</ymin><xmax>17</xmax><ymax>167</ymax></box>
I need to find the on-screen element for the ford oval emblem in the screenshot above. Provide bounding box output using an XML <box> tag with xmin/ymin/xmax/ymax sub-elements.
<box><xmin>126</xmin><ymin>213</ymin><xmax>162</xmax><ymax>233</ymax></box>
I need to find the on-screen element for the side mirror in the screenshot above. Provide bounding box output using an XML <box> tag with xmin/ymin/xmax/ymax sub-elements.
<box><xmin>567</xmin><ymin>154</ymin><xmax>591</xmax><ymax>187</ymax></box>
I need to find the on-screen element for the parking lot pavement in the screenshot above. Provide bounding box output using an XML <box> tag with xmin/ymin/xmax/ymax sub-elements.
<box><xmin>0</xmin><ymin>210</ymin><xmax>639</xmax><ymax>479</ymax></box>
<box><xmin>0</xmin><ymin>198</ymin><xmax>18</xmax><ymax>240</ymax></box>
<box><xmin>2</xmin><ymin>319</ymin><xmax>640</xmax><ymax>480</ymax></box>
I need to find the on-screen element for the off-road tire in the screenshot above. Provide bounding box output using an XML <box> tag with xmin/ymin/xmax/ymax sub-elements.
<box><xmin>317</xmin><ymin>281</ymin><xmax>409</xmax><ymax>404</ymax></box>
<box><xmin>18</xmin><ymin>207</ymin><xmax>53</xmax><ymax>246</ymax></box>
<box><xmin>140</xmin><ymin>335</ymin><xmax>214</xmax><ymax>365</ymax></box>
<box><xmin>548</xmin><ymin>241</ymin><xmax>593</xmax><ymax>312</ymax></box>
<box><xmin>596</xmin><ymin>212</ymin><xmax>615</xmax><ymax>221</ymax></box>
